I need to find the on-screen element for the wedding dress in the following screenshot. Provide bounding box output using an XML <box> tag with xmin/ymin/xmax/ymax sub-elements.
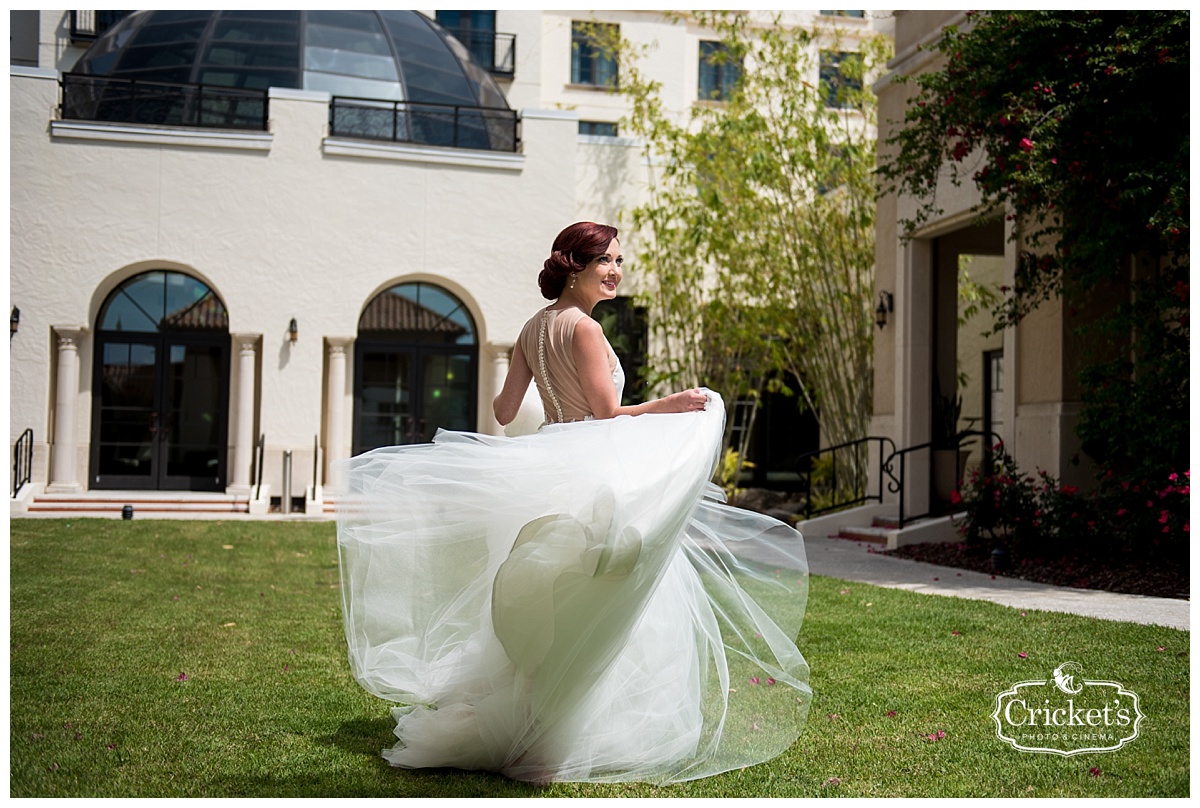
<box><xmin>337</xmin><ymin>307</ymin><xmax>811</xmax><ymax>784</ymax></box>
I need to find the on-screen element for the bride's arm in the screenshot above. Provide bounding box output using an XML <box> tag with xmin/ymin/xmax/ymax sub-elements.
<box><xmin>573</xmin><ymin>317</ymin><xmax>707</xmax><ymax>418</ymax></box>
<box><xmin>492</xmin><ymin>343</ymin><xmax>534</xmax><ymax>426</ymax></box>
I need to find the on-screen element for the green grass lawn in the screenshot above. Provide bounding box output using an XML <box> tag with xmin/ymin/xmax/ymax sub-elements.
<box><xmin>9</xmin><ymin>519</ymin><xmax>1189</xmax><ymax>797</ymax></box>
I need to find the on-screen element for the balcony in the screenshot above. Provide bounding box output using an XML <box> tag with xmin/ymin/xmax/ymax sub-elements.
<box><xmin>330</xmin><ymin>96</ymin><xmax>520</xmax><ymax>153</ymax></box>
<box><xmin>60</xmin><ymin>74</ymin><xmax>269</xmax><ymax>132</ymax></box>
<box><xmin>444</xmin><ymin>29</ymin><xmax>517</xmax><ymax>79</ymax></box>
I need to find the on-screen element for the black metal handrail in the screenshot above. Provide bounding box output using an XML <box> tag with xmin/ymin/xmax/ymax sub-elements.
<box><xmin>61</xmin><ymin>73</ymin><xmax>270</xmax><ymax>132</ymax></box>
<box><xmin>797</xmin><ymin>436</ymin><xmax>897</xmax><ymax>519</ymax></box>
<box><xmin>444</xmin><ymin>29</ymin><xmax>517</xmax><ymax>77</ymax></box>
<box><xmin>884</xmin><ymin>430</ymin><xmax>1004</xmax><ymax>528</ymax></box>
<box><xmin>330</xmin><ymin>96</ymin><xmax>520</xmax><ymax>153</ymax></box>
<box><xmin>254</xmin><ymin>434</ymin><xmax>265</xmax><ymax>500</ymax></box>
<box><xmin>69</xmin><ymin>10</ymin><xmax>132</xmax><ymax>42</ymax></box>
<box><xmin>312</xmin><ymin>434</ymin><xmax>319</xmax><ymax>493</ymax></box>
<box><xmin>13</xmin><ymin>428</ymin><xmax>33</xmax><ymax>498</ymax></box>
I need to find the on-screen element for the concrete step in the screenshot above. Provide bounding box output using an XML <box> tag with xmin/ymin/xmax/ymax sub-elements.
<box><xmin>26</xmin><ymin>493</ymin><xmax>251</xmax><ymax>515</ymax></box>
<box><xmin>835</xmin><ymin>525</ymin><xmax>891</xmax><ymax>543</ymax></box>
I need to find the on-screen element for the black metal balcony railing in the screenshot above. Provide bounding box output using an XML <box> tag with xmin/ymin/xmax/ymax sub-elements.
<box><xmin>445</xmin><ymin>29</ymin><xmax>516</xmax><ymax>78</ymax></box>
<box><xmin>61</xmin><ymin>74</ymin><xmax>269</xmax><ymax>132</ymax></box>
<box><xmin>69</xmin><ymin>11</ymin><xmax>133</xmax><ymax>42</ymax></box>
<box><xmin>12</xmin><ymin>427</ymin><xmax>32</xmax><ymax>497</ymax></box>
<box><xmin>330</xmin><ymin>96</ymin><xmax>520</xmax><ymax>153</ymax></box>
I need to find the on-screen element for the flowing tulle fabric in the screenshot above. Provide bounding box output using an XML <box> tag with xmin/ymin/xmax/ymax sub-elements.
<box><xmin>336</xmin><ymin>391</ymin><xmax>810</xmax><ymax>784</ymax></box>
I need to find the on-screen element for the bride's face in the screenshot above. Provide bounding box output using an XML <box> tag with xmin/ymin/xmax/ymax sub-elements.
<box><xmin>581</xmin><ymin>238</ymin><xmax>623</xmax><ymax>303</ymax></box>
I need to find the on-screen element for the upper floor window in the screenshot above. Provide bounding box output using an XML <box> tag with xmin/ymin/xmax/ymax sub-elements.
<box><xmin>819</xmin><ymin>10</ymin><xmax>865</xmax><ymax>18</ymax></box>
<box><xmin>579</xmin><ymin>120</ymin><xmax>619</xmax><ymax>137</ymax></box>
<box><xmin>819</xmin><ymin>50</ymin><xmax>863</xmax><ymax>109</ymax></box>
<box><xmin>570</xmin><ymin>21</ymin><xmax>618</xmax><ymax>88</ymax></box>
<box><xmin>698</xmin><ymin>41</ymin><xmax>741</xmax><ymax>101</ymax></box>
<box><xmin>435</xmin><ymin>10</ymin><xmax>514</xmax><ymax>76</ymax></box>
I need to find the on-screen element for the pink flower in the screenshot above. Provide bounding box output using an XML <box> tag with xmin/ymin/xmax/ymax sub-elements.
<box><xmin>749</xmin><ymin>677</ymin><xmax>760</xmax><ymax>685</ymax></box>
<box><xmin>952</xmin><ymin>630</ymin><xmax>961</xmax><ymax>636</ymax></box>
<box><xmin>1157</xmin><ymin>646</ymin><xmax>1166</xmax><ymax>652</ymax></box>
<box><xmin>176</xmin><ymin>672</ymin><xmax>189</xmax><ymax>682</ymax></box>
<box><xmin>1019</xmin><ymin>138</ymin><xmax>1034</xmax><ymax>153</ymax></box>
<box><xmin>766</xmin><ymin>678</ymin><xmax>776</xmax><ymax>686</ymax></box>
<box><xmin>1018</xmin><ymin>652</ymin><xmax>1028</xmax><ymax>659</ymax></box>
<box><xmin>886</xmin><ymin>710</ymin><xmax>897</xmax><ymax>717</ymax></box>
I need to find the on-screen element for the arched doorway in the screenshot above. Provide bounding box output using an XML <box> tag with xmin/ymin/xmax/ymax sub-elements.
<box><xmin>353</xmin><ymin>282</ymin><xmax>478</xmax><ymax>454</ymax></box>
<box><xmin>90</xmin><ymin>271</ymin><xmax>230</xmax><ymax>491</ymax></box>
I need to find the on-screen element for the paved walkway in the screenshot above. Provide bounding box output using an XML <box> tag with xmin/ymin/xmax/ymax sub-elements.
<box><xmin>805</xmin><ymin>536</ymin><xmax>1190</xmax><ymax>631</ymax></box>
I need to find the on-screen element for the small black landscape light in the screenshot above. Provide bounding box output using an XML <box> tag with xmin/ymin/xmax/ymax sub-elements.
<box><xmin>10</xmin><ymin>306</ymin><xmax>19</xmax><ymax>336</ymax></box>
<box><xmin>991</xmin><ymin>545</ymin><xmax>1010</xmax><ymax>572</ymax></box>
<box><xmin>874</xmin><ymin>291</ymin><xmax>893</xmax><ymax>330</ymax></box>
<box><xmin>288</xmin><ymin>317</ymin><xmax>299</xmax><ymax>344</ymax></box>
<box><xmin>122</xmin><ymin>504</ymin><xmax>134</xmax><ymax>520</ymax></box>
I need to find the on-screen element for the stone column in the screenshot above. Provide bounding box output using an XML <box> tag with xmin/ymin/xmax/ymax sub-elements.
<box><xmin>490</xmin><ymin>346</ymin><xmax>510</xmax><ymax>435</ymax></box>
<box><xmin>47</xmin><ymin>326</ymin><xmax>86</xmax><ymax>493</ymax></box>
<box><xmin>228</xmin><ymin>334</ymin><xmax>259</xmax><ymax>492</ymax></box>
<box><xmin>325</xmin><ymin>337</ymin><xmax>353</xmax><ymax>489</ymax></box>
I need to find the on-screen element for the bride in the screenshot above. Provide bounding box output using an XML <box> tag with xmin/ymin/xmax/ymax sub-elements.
<box><xmin>337</xmin><ymin>222</ymin><xmax>811</xmax><ymax>784</ymax></box>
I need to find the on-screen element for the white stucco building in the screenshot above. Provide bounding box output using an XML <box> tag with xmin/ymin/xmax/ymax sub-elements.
<box><xmin>9</xmin><ymin>9</ymin><xmax>893</xmax><ymax>516</ymax></box>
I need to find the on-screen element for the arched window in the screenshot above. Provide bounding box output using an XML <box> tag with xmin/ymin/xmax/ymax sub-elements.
<box><xmin>91</xmin><ymin>271</ymin><xmax>230</xmax><ymax>490</ymax></box>
<box><xmin>354</xmin><ymin>282</ymin><xmax>478</xmax><ymax>452</ymax></box>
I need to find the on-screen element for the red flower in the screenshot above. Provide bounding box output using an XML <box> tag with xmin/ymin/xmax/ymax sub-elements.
<box><xmin>1019</xmin><ymin>138</ymin><xmax>1034</xmax><ymax>153</ymax></box>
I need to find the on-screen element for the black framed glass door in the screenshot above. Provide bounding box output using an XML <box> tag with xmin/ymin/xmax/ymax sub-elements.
<box><xmin>353</xmin><ymin>281</ymin><xmax>478</xmax><ymax>455</ymax></box>
<box><xmin>93</xmin><ymin>335</ymin><xmax>229</xmax><ymax>490</ymax></box>
<box><xmin>354</xmin><ymin>344</ymin><xmax>475</xmax><ymax>452</ymax></box>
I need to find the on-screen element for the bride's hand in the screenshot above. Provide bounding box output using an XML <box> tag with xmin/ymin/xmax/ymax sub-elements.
<box><xmin>662</xmin><ymin>388</ymin><xmax>708</xmax><ymax>413</ymax></box>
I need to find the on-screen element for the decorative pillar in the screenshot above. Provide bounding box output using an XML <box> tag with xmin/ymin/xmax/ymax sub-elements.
<box><xmin>47</xmin><ymin>326</ymin><xmax>86</xmax><ymax>493</ymax></box>
<box><xmin>490</xmin><ymin>346</ymin><xmax>511</xmax><ymax>435</ymax></box>
<box><xmin>325</xmin><ymin>337</ymin><xmax>353</xmax><ymax>489</ymax></box>
<box><xmin>228</xmin><ymin>334</ymin><xmax>259</xmax><ymax>492</ymax></box>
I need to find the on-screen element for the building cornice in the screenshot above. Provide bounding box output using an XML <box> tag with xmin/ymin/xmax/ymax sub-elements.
<box><xmin>872</xmin><ymin>11</ymin><xmax>969</xmax><ymax>95</ymax></box>
<box><xmin>322</xmin><ymin>138</ymin><xmax>526</xmax><ymax>171</ymax></box>
<box><xmin>50</xmin><ymin>120</ymin><xmax>274</xmax><ymax>151</ymax></box>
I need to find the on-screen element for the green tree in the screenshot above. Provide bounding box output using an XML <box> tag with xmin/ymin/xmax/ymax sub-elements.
<box><xmin>595</xmin><ymin>13</ymin><xmax>891</xmax><ymax>488</ymax></box>
<box><xmin>878</xmin><ymin>10</ymin><xmax>1188</xmax><ymax>483</ymax></box>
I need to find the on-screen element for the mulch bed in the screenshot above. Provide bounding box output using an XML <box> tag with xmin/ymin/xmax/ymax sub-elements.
<box><xmin>886</xmin><ymin>541</ymin><xmax>1190</xmax><ymax>601</ymax></box>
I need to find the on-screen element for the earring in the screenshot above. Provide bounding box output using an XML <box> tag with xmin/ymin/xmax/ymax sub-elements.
<box><xmin>570</xmin><ymin>273</ymin><xmax>576</xmax><ymax>290</ymax></box>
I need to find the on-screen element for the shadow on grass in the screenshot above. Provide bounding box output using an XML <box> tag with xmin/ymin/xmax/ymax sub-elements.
<box><xmin>292</xmin><ymin>717</ymin><xmax>544</xmax><ymax>798</ymax></box>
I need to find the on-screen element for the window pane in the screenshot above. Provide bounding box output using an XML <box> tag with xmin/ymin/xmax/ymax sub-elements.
<box><xmin>571</xmin><ymin>21</ymin><xmax>617</xmax><ymax>87</ymax></box>
<box><xmin>579</xmin><ymin>120</ymin><xmax>618</xmax><ymax>136</ymax></box>
<box><xmin>820</xmin><ymin>49</ymin><xmax>861</xmax><ymax>108</ymax></box>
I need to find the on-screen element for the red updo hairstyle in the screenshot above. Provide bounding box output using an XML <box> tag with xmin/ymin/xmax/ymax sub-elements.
<box><xmin>538</xmin><ymin>222</ymin><xmax>619</xmax><ymax>300</ymax></box>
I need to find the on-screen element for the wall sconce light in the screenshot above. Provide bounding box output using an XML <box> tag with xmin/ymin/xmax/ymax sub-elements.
<box><xmin>288</xmin><ymin>318</ymin><xmax>299</xmax><ymax>343</ymax></box>
<box><xmin>874</xmin><ymin>291</ymin><xmax>893</xmax><ymax>330</ymax></box>
<box><xmin>10</xmin><ymin>306</ymin><xmax>19</xmax><ymax>337</ymax></box>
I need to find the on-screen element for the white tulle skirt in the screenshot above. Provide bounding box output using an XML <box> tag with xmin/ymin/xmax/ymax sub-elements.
<box><xmin>335</xmin><ymin>391</ymin><xmax>811</xmax><ymax>784</ymax></box>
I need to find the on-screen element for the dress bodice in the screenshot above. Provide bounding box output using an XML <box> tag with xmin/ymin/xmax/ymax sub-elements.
<box><xmin>517</xmin><ymin>307</ymin><xmax>623</xmax><ymax>424</ymax></box>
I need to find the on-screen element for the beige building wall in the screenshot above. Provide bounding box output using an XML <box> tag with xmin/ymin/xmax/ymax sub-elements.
<box><xmin>872</xmin><ymin>9</ymin><xmax>1090</xmax><ymax>506</ymax></box>
<box><xmin>11</xmin><ymin>10</ymin><xmax>896</xmax><ymax>502</ymax></box>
